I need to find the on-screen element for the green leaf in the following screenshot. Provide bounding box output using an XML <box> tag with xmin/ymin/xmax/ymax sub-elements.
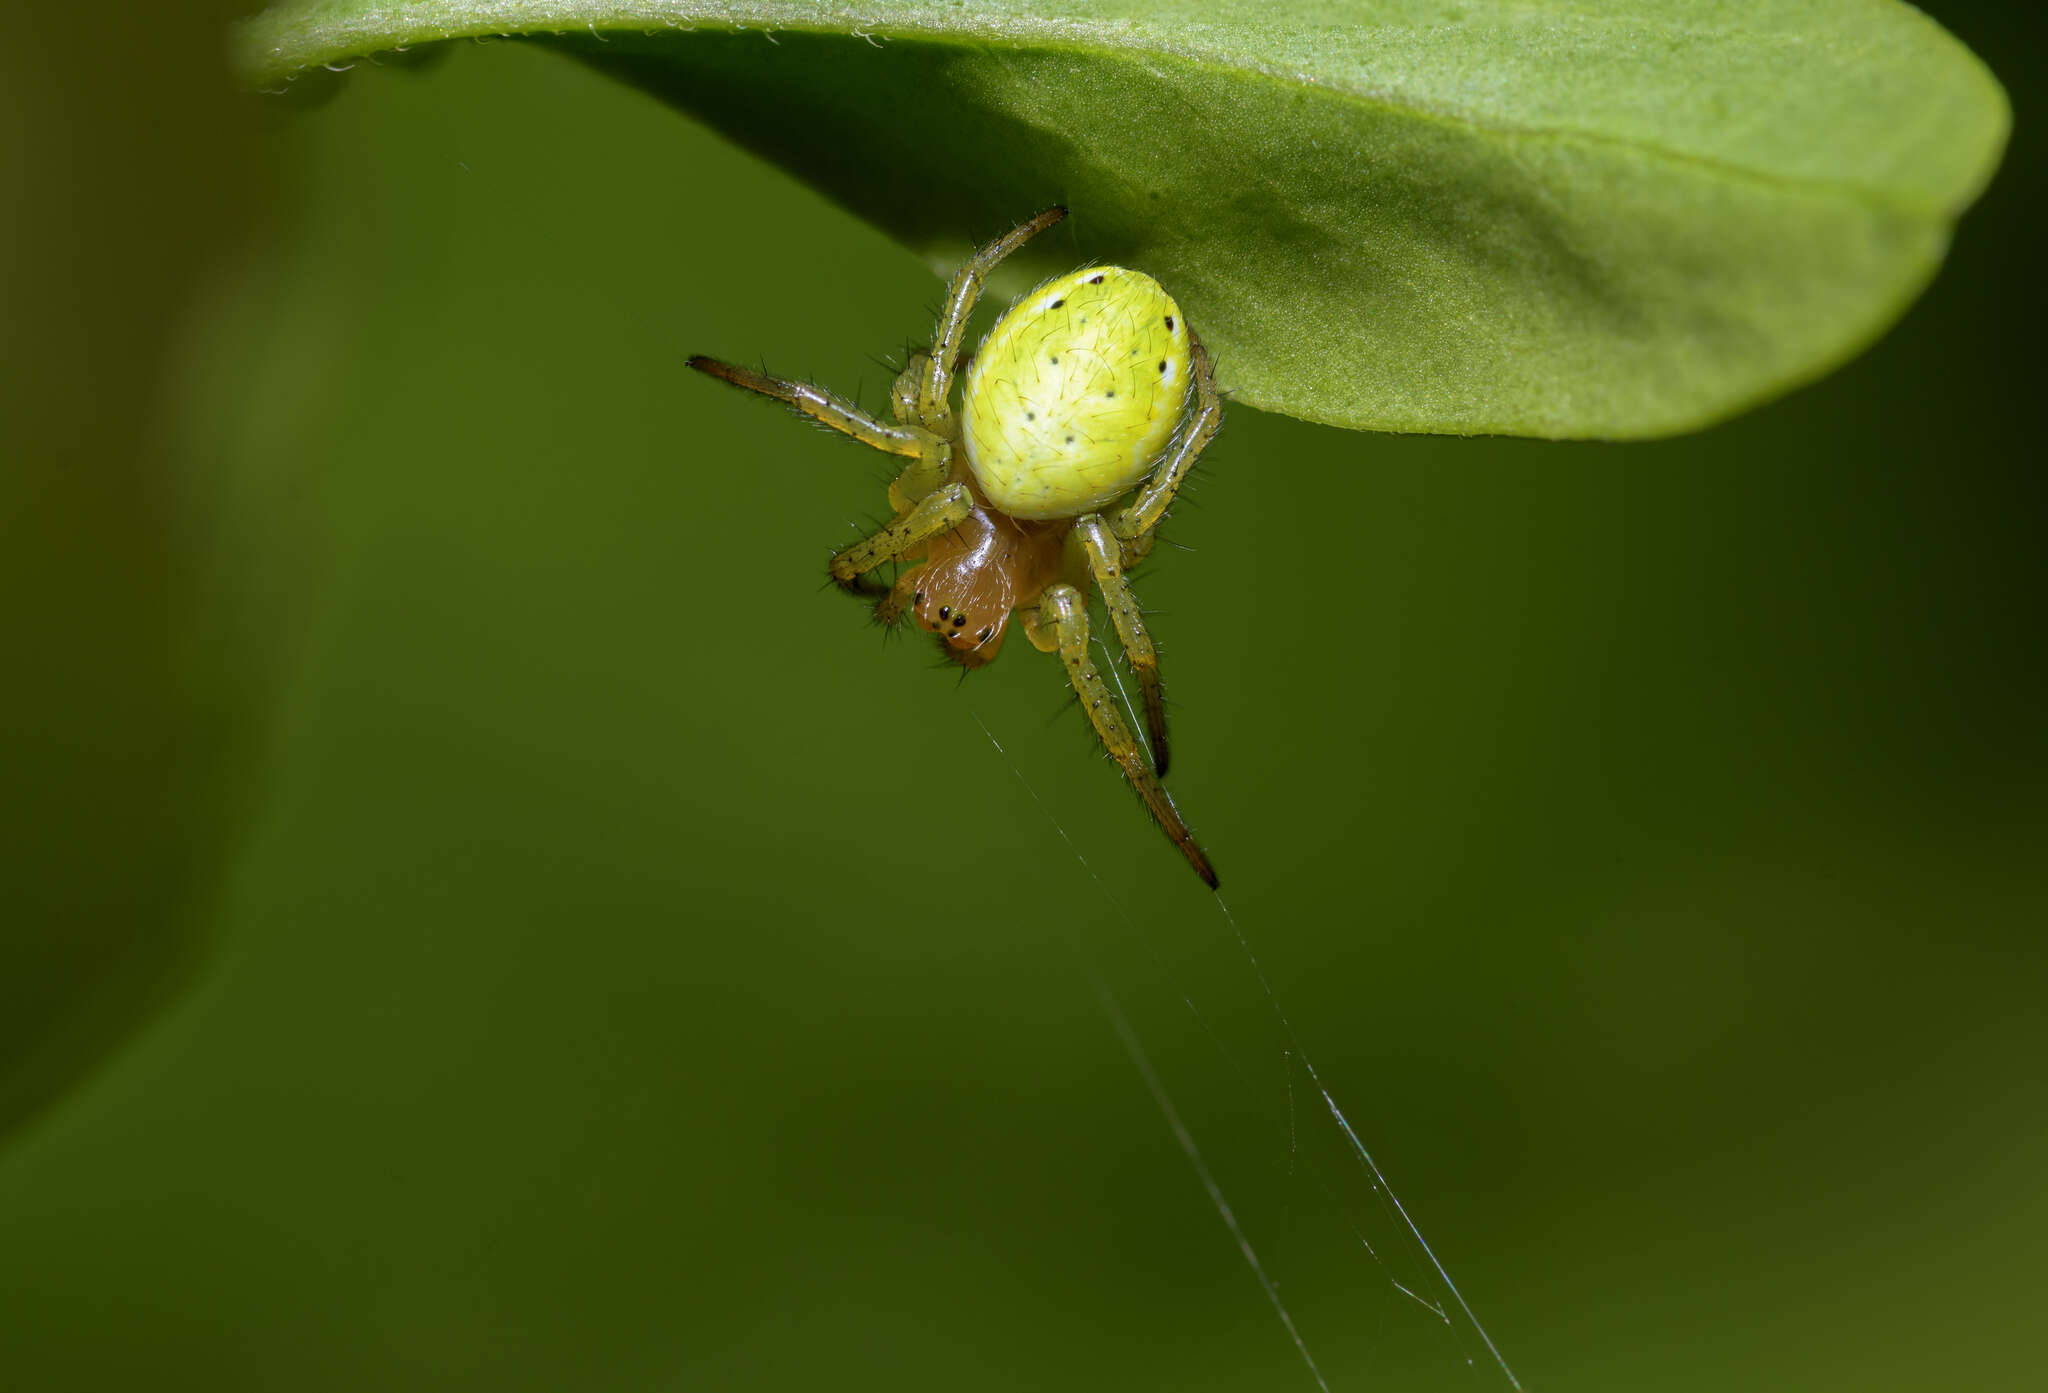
<box><xmin>234</xmin><ymin>2</ymin><xmax>2008</xmax><ymax>438</ymax></box>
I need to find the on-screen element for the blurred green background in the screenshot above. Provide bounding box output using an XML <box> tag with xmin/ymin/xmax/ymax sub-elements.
<box><xmin>3</xmin><ymin>4</ymin><xmax>2041</xmax><ymax>1389</ymax></box>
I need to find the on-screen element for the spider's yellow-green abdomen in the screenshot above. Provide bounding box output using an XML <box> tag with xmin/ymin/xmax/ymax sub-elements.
<box><xmin>960</xmin><ymin>267</ymin><xmax>1192</xmax><ymax>521</ymax></box>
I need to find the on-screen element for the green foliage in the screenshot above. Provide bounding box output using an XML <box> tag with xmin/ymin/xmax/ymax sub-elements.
<box><xmin>237</xmin><ymin>1</ymin><xmax>2007</xmax><ymax>438</ymax></box>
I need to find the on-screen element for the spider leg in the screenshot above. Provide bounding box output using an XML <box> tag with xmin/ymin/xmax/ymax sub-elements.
<box><xmin>835</xmin><ymin>565</ymin><xmax>923</xmax><ymax>635</ymax></box>
<box><xmin>885</xmin><ymin>347</ymin><xmax>974</xmax><ymax>423</ymax></box>
<box><xmin>1072</xmin><ymin>516</ymin><xmax>1171</xmax><ymax>777</ymax></box>
<box><xmin>889</xmin><ymin>351</ymin><xmax>929</xmax><ymax>424</ymax></box>
<box><xmin>828</xmin><ymin>483</ymin><xmax>974</xmax><ymax>589</ymax></box>
<box><xmin>914</xmin><ymin>206</ymin><xmax>1067</xmax><ymax>430</ymax></box>
<box><xmin>1112</xmin><ymin>329</ymin><xmax>1222</xmax><ymax>543</ymax></box>
<box><xmin>1037</xmin><ymin>584</ymin><xmax>1217</xmax><ymax>888</ymax></box>
<box><xmin>869</xmin><ymin>355</ymin><xmax>956</xmax><ymax>511</ymax></box>
<box><xmin>688</xmin><ymin>356</ymin><xmax>937</xmax><ymax>461</ymax></box>
<box><xmin>834</xmin><ymin>569</ymin><xmax>893</xmax><ymax>598</ymax></box>
<box><xmin>872</xmin><ymin>565</ymin><xmax>922</xmax><ymax>628</ymax></box>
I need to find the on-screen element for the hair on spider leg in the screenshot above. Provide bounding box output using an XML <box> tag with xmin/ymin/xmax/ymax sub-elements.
<box><xmin>815</xmin><ymin>571</ymin><xmax>889</xmax><ymax>603</ymax></box>
<box><xmin>1103</xmin><ymin>637</ymin><xmax>1173</xmax><ymax>678</ymax></box>
<box><xmin>1041</xmin><ymin>684</ymin><xmax>1088</xmax><ymax>735</ymax></box>
<box><xmin>1092</xmin><ymin>632</ymin><xmax>1148</xmax><ymax>710</ymax></box>
<box><xmin>1204</xmin><ymin>343</ymin><xmax>1236</xmax><ymax>388</ymax></box>
<box><xmin>868</xmin><ymin>574</ymin><xmax>915</xmax><ymax>642</ymax></box>
<box><xmin>841</xmin><ymin>504</ymin><xmax>903</xmax><ymax>536</ymax></box>
<box><xmin>869</xmin><ymin>607</ymin><xmax>908</xmax><ymax>650</ymax></box>
<box><xmin>1049</xmin><ymin>687</ymin><xmax>1136</xmax><ymax>774</ymax></box>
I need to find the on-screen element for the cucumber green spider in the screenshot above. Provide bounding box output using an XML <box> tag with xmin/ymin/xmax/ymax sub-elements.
<box><xmin>689</xmin><ymin>208</ymin><xmax>1222</xmax><ymax>887</ymax></box>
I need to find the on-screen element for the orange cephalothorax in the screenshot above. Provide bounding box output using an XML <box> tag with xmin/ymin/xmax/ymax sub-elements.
<box><xmin>903</xmin><ymin>491</ymin><xmax>1067</xmax><ymax>666</ymax></box>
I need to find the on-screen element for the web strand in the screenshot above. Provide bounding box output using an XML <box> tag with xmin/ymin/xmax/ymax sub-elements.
<box><xmin>1215</xmin><ymin>896</ymin><xmax>1525</xmax><ymax>1392</ymax></box>
<box><xmin>971</xmin><ymin>712</ymin><xmax>1330</xmax><ymax>1393</ymax></box>
<box><xmin>1092</xmin><ymin>974</ymin><xmax>1331</xmax><ymax>1393</ymax></box>
<box><xmin>972</xmin><ymin>705</ymin><xmax>1523</xmax><ymax>1391</ymax></box>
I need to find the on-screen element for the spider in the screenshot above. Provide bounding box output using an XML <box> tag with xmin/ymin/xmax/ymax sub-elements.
<box><xmin>688</xmin><ymin>207</ymin><xmax>1222</xmax><ymax>887</ymax></box>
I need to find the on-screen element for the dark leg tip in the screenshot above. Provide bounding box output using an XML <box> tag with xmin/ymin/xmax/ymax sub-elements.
<box><xmin>687</xmin><ymin>354</ymin><xmax>743</xmax><ymax>386</ymax></box>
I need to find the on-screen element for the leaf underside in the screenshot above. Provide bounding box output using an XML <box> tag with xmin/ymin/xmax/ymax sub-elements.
<box><xmin>236</xmin><ymin>2</ymin><xmax>2008</xmax><ymax>439</ymax></box>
